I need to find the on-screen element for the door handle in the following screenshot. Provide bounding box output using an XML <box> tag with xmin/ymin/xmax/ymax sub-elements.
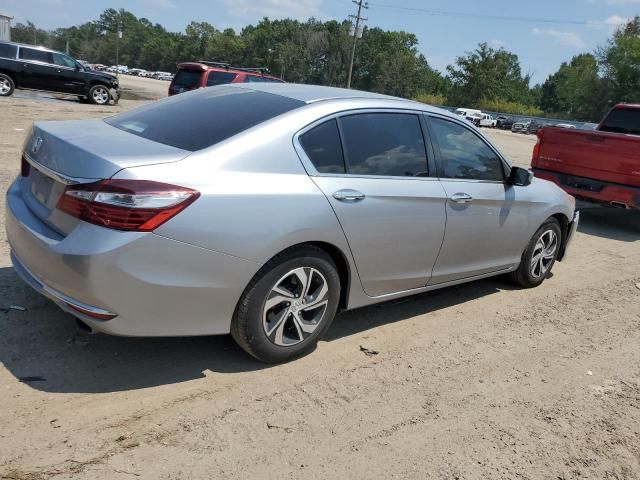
<box><xmin>333</xmin><ymin>189</ymin><xmax>365</xmax><ymax>202</ymax></box>
<box><xmin>449</xmin><ymin>193</ymin><xmax>473</xmax><ymax>204</ymax></box>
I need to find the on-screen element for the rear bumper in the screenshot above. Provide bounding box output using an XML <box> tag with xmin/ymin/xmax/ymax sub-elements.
<box><xmin>6</xmin><ymin>178</ymin><xmax>258</xmax><ymax>336</ymax></box>
<box><xmin>533</xmin><ymin>168</ymin><xmax>640</xmax><ymax>209</ymax></box>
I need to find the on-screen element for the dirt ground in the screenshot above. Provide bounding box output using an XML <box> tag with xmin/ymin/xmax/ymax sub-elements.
<box><xmin>0</xmin><ymin>93</ymin><xmax>639</xmax><ymax>480</ymax></box>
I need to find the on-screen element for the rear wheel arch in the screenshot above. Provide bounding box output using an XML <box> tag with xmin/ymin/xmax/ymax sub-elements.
<box><xmin>0</xmin><ymin>69</ymin><xmax>16</xmax><ymax>83</ymax></box>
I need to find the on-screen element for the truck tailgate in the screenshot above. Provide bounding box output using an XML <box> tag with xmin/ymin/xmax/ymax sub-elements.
<box><xmin>534</xmin><ymin>127</ymin><xmax>640</xmax><ymax>188</ymax></box>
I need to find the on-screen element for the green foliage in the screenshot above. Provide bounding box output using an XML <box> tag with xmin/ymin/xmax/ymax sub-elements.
<box><xmin>9</xmin><ymin>10</ymin><xmax>640</xmax><ymax>121</ymax></box>
<box><xmin>446</xmin><ymin>43</ymin><xmax>532</xmax><ymax>107</ymax></box>
<box><xmin>414</xmin><ymin>93</ymin><xmax>447</xmax><ymax>106</ymax></box>
<box><xmin>479</xmin><ymin>99</ymin><xmax>543</xmax><ymax>116</ymax></box>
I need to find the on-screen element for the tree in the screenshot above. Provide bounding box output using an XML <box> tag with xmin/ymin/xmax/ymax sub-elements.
<box><xmin>598</xmin><ymin>16</ymin><xmax>640</xmax><ymax>105</ymax></box>
<box><xmin>446</xmin><ymin>42</ymin><xmax>531</xmax><ymax>107</ymax></box>
<box><xmin>538</xmin><ymin>54</ymin><xmax>607</xmax><ymax>121</ymax></box>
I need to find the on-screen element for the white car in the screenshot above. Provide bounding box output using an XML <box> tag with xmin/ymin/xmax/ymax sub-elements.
<box><xmin>480</xmin><ymin>114</ymin><xmax>497</xmax><ymax>128</ymax></box>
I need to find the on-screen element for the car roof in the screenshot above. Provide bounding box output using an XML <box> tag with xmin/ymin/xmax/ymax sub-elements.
<box><xmin>177</xmin><ymin>62</ymin><xmax>281</xmax><ymax>79</ymax></box>
<box><xmin>220</xmin><ymin>82</ymin><xmax>418</xmax><ymax>105</ymax></box>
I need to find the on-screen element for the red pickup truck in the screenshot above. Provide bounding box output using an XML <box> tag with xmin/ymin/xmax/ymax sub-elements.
<box><xmin>531</xmin><ymin>104</ymin><xmax>640</xmax><ymax>210</ymax></box>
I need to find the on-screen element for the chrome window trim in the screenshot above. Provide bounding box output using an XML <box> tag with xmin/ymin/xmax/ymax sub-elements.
<box><xmin>293</xmin><ymin>107</ymin><xmax>439</xmax><ymax>181</ymax></box>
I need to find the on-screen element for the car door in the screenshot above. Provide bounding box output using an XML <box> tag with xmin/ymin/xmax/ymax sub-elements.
<box><xmin>17</xmin><ymin>47</ymin><xmax>57</xmax><ymax>91</ymax></box>
<box><xmin>425</xmin><ymin>114</ymin><xmax>533</xmax><ymax>284</ymax></box>
<box><xmin>51</xmin><ymin>52</ymin><xmax>86</xmax><ymax>94</ymax></box>
<box><xmin>295</xmin><ymin>111</ymin><xmax>448</xmax><ymax>297</ymax></box>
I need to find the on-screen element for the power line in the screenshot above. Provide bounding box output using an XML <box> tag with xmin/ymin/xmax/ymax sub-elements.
<box><xmin>346</xmin><ymin>0</ymin><xmax>368</xmax><ymax>89</ymax></box>
<box><xmin>366</xmin><ymin>3</ymin><xmax>609</xmax><ymax>26</ymax></box>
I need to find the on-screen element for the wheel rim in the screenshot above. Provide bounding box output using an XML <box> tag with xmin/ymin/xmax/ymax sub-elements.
<box><xmin>0</xmin><ymin>79</ymin><xmax>10</xmax><ymax>95</ymax></box>
<box><xmin>262</xmin><ymin>267</ymin><xmax>330</xmax><ymax>347</ymax></box>
<box><xmin>92</xmin><ymin>87</ymin><xmax>109</xmax><ymax>104</ymax></box>
<box><xmin>530</xmin><ymin>229</ymin><xmax>558</xmax><ymax>278</ymax></box>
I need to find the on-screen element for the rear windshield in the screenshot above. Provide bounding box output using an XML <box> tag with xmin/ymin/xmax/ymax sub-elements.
<box><xmin>206</xmin><ymin>71</ymin><xmax>238</xmax><ymax>86</ymax></box>
<box><xmin>0</xmin><ymin>43</ymin><xmax>17</xmax><ymax>59</ymax></box>
<box><xmin>600</xmin><ymin>108</ymin><xmax>640</xmax><ymax>135</ymax></box>
<box><xmin>105</xmin><ymin>87</ymin><xmax>305</xmax><ymax>151</ymax></box>
<box><xmin>172</xmin><ymin>69</ymin><xmax>202</xmax><ymax>90</ymax></box>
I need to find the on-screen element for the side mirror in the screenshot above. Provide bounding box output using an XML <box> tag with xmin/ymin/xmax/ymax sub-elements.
<box><xmin>509</xmin><ymin>166</ymin><xmax>534</xmax><ymax>186</ymax></box>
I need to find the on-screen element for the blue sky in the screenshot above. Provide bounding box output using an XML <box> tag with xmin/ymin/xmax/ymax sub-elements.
<box><xmin>1</xmin><ymin>0</ymin><xmax>638</xmax><ymax>84</ymax></box>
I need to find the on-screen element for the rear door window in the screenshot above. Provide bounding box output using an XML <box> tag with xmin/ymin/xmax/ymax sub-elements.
<box><xmin>206</xmin><ymin>71</ymin><xmax>238</xmax><ymax>86</ymax></box>
<box><xmin>0</xmin><ymin>43</ymin><xmax>17</xmax><ymax>59</ymax></box>
<box><xmin>300</xmin><ymin>120</ymin><xmax>346</xmax><ymax>174</ymax></box>
<box><xmin>172</xmin><ymin>69</ymin><xmax>202</xmax><ymax>90</ymax></box>
<box><xmin>599</xmin><ymin>108</ymin><xmax>640</xmax><ymax>135</ymax></box>
<box><xmin>338</xmin><ymin>113</ymin><xmax>429</xmax><ymax>177</ymax></box>
<box><xmin>105</xmin><ymin>87</ymin><xmax>304</xmax><ymax>151</ymax></box>
<box><xmin>19</xmin><ymin>47</ymin><xmax>53</xmax><ymax>64</ymax></box>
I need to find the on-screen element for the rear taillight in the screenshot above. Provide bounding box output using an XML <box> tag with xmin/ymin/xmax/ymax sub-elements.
<box><xmin>531</xmin><ymin>129</ymin><xmax>544</xmax><ymax>165</ymax></box>
<box><xmin>21</xmin><ymin>154</ymin><xmax>30</xmax><ymax>177</ymax></box>
<box><xmin>57</xmin><ymin>179</ymin><xmax>200</xmax><ymax>232</ymax></box>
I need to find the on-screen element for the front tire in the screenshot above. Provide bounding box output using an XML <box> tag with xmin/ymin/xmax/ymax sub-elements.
<box><xmin>0</xmin><ymin>73</ymin><xmax>15</xmax><ymax>97</ymax></box>
<box><xmin>89</xmin><ymin>85</ymin><xmax>111</xmax><ymax>105</ymax></box>
<box><xmin>231</xmin><ymin>245</ymin><xmax>341</xmax><ymax>363</ymax></box>
<box><xmin>510</xmin><ymin>218</ymin><xmax>562</xmax><ymax>288</ymax></box>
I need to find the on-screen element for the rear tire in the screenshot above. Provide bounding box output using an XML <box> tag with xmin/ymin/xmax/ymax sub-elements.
<box><xmin>89</xmin><ymin>84</ymin><xmax>111</xmax><ymax>105</ymax></box>
<box><xmin>231</xmin><ymin>245</ymin><xmax>341</xmax><ymax>363</ymax></box>
<box><xmin>0</xmin><ymin>73</ymin><xmax>15</xmax><ymax>97</ymax></box>
<box><xmin>509</xmin><ymin>218</ymin><xmax>562</xmax><ymax>288</ymax></box>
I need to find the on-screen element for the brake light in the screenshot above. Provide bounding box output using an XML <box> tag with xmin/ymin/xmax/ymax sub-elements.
<box><xmin>57</xmin><ymin>179</ymin><xmax>200</xmax><ymax>232</ymax></box>
<box><xmin>532</xmin><ymin>129</ymin><xmax>544</xmax><ymax>165</ymax></box>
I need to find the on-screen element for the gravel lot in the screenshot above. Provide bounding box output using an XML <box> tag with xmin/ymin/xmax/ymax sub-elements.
<box><xmin>0</xmin><ymin>92</ymin><xmax>639</xmax><ymax>480</ymax></box>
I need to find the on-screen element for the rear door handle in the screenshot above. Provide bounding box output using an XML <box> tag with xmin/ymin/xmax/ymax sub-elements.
<box><xmin>449</xmin><ymin>193</ymin><xmax>473</xmax><ymax>204</ymax></box>
<box><xmin>333</xmin><ymin>189</ymin><xmax>365</xmax><ymax>202</ymax></box>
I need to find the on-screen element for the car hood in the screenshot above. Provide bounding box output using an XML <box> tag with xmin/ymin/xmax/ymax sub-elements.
<box><xmin>87</xmin><ymin>71</ymin><xmax>118</xmax><ymax>84</ymax></box>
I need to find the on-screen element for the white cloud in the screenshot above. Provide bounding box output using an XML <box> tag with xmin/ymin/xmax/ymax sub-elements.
<box><xmin>488</xmin><ymin>39</ymin><xmax>506</xmax><ymax>49</ymax></box>
<box><xmin>586</xmin><ymin>15</ymin><xmax>629</xmax><ymax>29</ymax></box>
<box><xmin>532</xmin><ymin>28</ymin><xmax>585</xmax><ymax>48</ymax></box>
<box><xmin>224</xmin><ymin>0</ymin><xmax>324</xmax><ymax>20</ymax></box>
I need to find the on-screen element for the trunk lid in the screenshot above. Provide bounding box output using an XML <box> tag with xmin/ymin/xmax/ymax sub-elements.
<box><xmin>21</xmin><ymin>119</ymin><xmax>191</xmax><ymax>235</ymax></box>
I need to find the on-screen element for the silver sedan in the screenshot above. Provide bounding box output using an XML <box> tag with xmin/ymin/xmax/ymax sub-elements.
<box><xmin>6</xmin><ymin>84</ymin><xmax>579</xmax><ymax>362</ymax></box>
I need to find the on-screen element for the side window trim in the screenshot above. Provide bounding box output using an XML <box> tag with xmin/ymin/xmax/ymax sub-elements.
<box><xmin>294</xmin><ymin>108</ymin><xmax>441</xmax><ymax>180</ymax></box>
<box><xmin>337</xmin><ymin>111</ymin><xmax>430</xmax><ymax>178</ymax></box>
<box><xmin>424</xmin><ymin>113</ymin><xmax>510</xmax><ymax>182</ymax></box>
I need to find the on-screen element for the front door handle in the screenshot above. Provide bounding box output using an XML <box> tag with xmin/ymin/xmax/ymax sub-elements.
<box><xmin>449</xmin><ymin>192</ymin><xmax>473</xmax><ymax>204</ymax></box>
<box><xmin>333</xmin><ymin>189</ymin><xmax>365</xmax><ymax>202</ymax></box>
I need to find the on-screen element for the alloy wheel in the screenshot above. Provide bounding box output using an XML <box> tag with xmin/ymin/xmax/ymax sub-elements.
<box><xmin>262</xmin><ymin>267</ymin><xmax>330</xmax><ymax>347</ymax></box>
<box><xmin>92</xmin><ymin>87</ymin><xmax>110</xmax><ymax>104</ymax></box>
<box><xmin>530</xmin><ymin>229</ymin><xmax>558</xmax><ymax>278</ymax></box>
<box><xmin>0</xmin><ymin>79</ymin><xmax>11</xmax><ymax>95</ymax></box>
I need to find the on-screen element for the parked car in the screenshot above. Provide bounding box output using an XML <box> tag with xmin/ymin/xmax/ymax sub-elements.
<box><xmin>527</xmin><ymin>120</ymin><xmax>547</xmax><ymax>135</ymax></box>
<box><xmin>168</xmin><ymin>61</ymin><xmax>284</xmax><ymax>96</ymax></box>
<box><xmin>496</xmin><ymin>116</ymin><xmax>515</xmax><ymax>130</ymax></box>
<box><xmin>454</xmin><ymin>108</ymin><xmax>483</xmax><ymax>125</ymax></box>
<box><xmin>555</xmin><ymin>123</ymin><xmax>576</xmax><ymax>129</ymax></box>
<box><xmin>157</xmin><ymin>73</ymin><xmax>174</xmax><ymax>81</ymax></box>
<box><xmin>532</xmin><ymin>103</ymin><xmax>640</xmax><ymax>210</ymax></box>
<box><xmin>0</xmin><ymin>41</ymin><xmax>120</xmax><ymax>105</ymax></box>
<box><xmin>479</xmin><ymin>114</ymin><xmax>497</xmax><ymax>128</ymax></box>
<box><xmin>151</xmin><ymin>71</ymin><xmax>171</xmax><ymax>80</ymax></box>
<box><xmin>6</xmin><ymin>84</ymin><xmax>578</xmax><ymax>363</ymax></box>
<box><xmin>512</xmin><ymin>120</ymin><xmax>531</xmax><ymax>134</ymax></box>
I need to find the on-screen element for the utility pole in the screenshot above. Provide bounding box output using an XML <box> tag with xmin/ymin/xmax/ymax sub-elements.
<box><xmin>346</xmin><ymin>0</ymin><xmax>368</xmax><ymax>89</ymax></box>
<box><xmin>116</xmin><ymin>16</ymin><xmax>122</xmax><ymax>80</ymax></box>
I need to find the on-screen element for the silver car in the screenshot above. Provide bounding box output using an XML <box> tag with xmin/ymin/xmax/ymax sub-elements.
<box><xmin>6</xmin><ymin>84</ymin><xmax>579</xmax><ymax>362</ymax></box>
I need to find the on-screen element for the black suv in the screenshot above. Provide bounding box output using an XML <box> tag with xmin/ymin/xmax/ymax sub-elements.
<box><xmin>0</xmin><ymin>42</ymin><xmax>120</xmax><ymax>105</ymax></box>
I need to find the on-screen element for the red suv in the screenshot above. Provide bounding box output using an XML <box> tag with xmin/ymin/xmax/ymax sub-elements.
<box><xmin>168</xmin><ymin>61</ymin><xmax>284</xmax><ymax>96</ymax></box>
